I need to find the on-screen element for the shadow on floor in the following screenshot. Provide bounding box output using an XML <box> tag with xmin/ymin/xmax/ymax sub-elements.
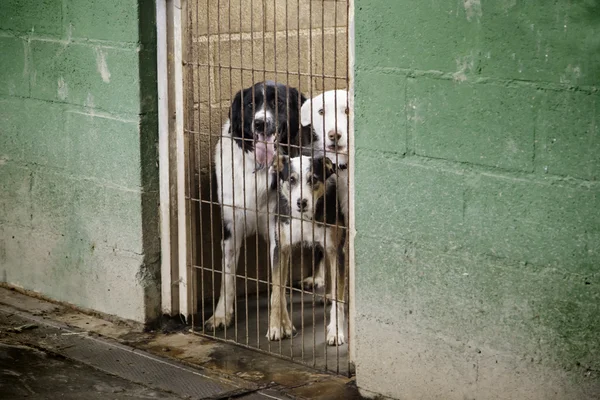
<box><xmin>195</xmin><ymin>289</ymin><xmax>350</xmax><ymax>375</ymax></box>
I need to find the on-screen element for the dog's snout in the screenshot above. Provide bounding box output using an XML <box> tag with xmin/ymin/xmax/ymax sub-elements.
<box><xmin>328</xmin><ymin>130</ymin><xmax>342</xmax><ymax>142</ymax></box>
<box><xmin>254</xmin><ymin>120</ymin><xmax>266</xmax><ymax>132</ymax></box>
<box><xmin>297</xmin><ymin>198</ymin><xmax>308</xmax><ymax>211</ymax></box>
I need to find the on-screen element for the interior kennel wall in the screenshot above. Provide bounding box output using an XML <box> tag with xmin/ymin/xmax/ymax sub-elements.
<box><xmin>180</xmin><ymin>0</ymin><xmax>351</xmax><ymax>373</ymax></box>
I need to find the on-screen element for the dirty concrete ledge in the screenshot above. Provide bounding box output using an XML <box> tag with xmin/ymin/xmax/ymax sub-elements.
<box><xmin>0</xmin><ymin>286</ymin><xmax>363</xmax><ymax>400</ymax></box>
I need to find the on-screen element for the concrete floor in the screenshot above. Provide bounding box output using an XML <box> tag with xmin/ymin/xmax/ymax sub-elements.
<box><xmin>0</xmin><ymin>311</ymin><xmax>280</xmax><ymax>399</ymax></box>
<box><xmin>0</xmin><ymin>342</ymin><xmax>183</xmax><ymax>400</ymax></box>
<box><xmin>197</xmin><ymin>290</ymin><xmax>350</xmax><ymax>375</ymax></box>
<box><xmin>0</xmin><ymin>287</ymin><xmax>363</xmax><ymax>400</ymax></box>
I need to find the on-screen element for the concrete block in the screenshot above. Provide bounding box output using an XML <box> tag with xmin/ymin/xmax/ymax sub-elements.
<box><xmin>0</xmin><ymin>0</ymin><xmax>62</xmax><ymax>35</ymax></box>
<box><xmin>191</xmin><ymin>0</ymin><xmax>347</xmax><ymax>35</ymax></box>
<box><xmin>0</xmin><ymin>97</ymin><xmax>29</xmax><ymax>162</ymax></box>
<box><xmin>30</xmin><ymin>41</ymin><xmax>140</xmax><ymax>114</ymax></box>
<box><xmin>355</xmin><ymin>294</ymin><xmax>599</xmax><ymax>400</ymax></box>
<box><xmin>355</xmin><ymin>0</ymin><xmax>480</xmax><ymax>73</ymax></box>
<box><xmin>0</xmin><ymin>223</ymin><xmax>149</xmax><ymax>322</ymax></box>
<box><xmin>0</xmin><ymin>98</ymin><xmax>66</xmax><ymax>167</ymax></box>
<box><xmin>479</xmin><ymin>1</ymin><xmax>600</xmax><ymax>86</ymax></box>
<box><xmin>0</xmin><ymin>37</ymin><xmax>29</xmax><ymax>97</ymax></box>
<box><xmin>138</xmin><ymin>47</ymin><xmax>158</xmax><ymax>114</ymax></box>
<box><xmin>355</xmin><ymin>234</ymin><xmax>600</xmax><ymax>397</ymax></box>
<box><xmin>187</xmin><ymin>40</ymin><xmax>212</xmax><ymax>105</ymax></box>
<box><xmin>64</xmin><ymin>110</ymin><xmax>142</xmax><ymax>188</ymax></box>
<box><xmin>312</xmin><ymin>76</ymin><xmax>347</xmax><ymax>93</ymax></box>
<box><xmin>64</xmin><ymin>0</ymin><xmax>139</xmax><ymax>43</ymax></box>
<box><xmin>86</xmin><ymin>185</ymin><xmax>147</xmax><ymax>254</ymax></box>
<box><xmin>464</xmin><ymin>174</ymin><xmax>600</xmax><ymax>269</ymax></box>
<box><xmin>354</xmin><ymin>71</ymin><xmax>406</xmax><ymax>155</ymax></box>
<box><xmin>310</xmin><ymin>29</ymin><xmax>348</xmax><ymax>79</ymax></box>
<box><xmin>190</xmin><ymin>105</ymin><xmax>226</xmax><ymax>170</ymax></box>
<box><xmin>407</xmin><ymin>78</ymin><xmax>535</xmax><ymax>172</ymax></box>
<box><xmin>355</xmin><ymin>153</ymin><xmax>465</xmax><ymax>247</ymax></box>
<box><xmin>536</xmin><ymin>90</ymin><xmax>599</xmax><ymax>180</ymax></box>
<box><xmin>215</xmin><ymin>70</ymin><xmax>313</xmax><ymax>106</ymax></box>
<box><xmin>356</xmin><ymin>234</ymin><xmax>599</xmax><ymax>341</ymax></box>
<box><xmin>139</xmin><ymin>112</ymin><xmax>159</xmax><ymax>192</ymax></box>
<box><xmin>191</xmin><ymin>0</ymin><xmax>265</xmax><ymax>36</ymax></box>
<box><xmin>28</xmin><ymin>169</ymin><xmax>77</xmax><ymax>237</ymax></box>
<box><xmin>268</xmin><ymin>0</ymin><xmax>348</xmax><ymax>32</ymax></box>
<box><xmin>0</xmin><ymin>162</ymin><xmax>33</xmax><ymax>228</ymax></box>
<box><xmin>29</xmin><ymin>169</ymin><xmax>146</xmax><ymax>254</ymax></box>
<box><xmin>210</xmin><ymin>32</ymin><xmax>310</xmax><ymax>102</ymax></box>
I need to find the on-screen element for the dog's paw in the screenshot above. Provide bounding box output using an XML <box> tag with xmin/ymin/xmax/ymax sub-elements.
<box><xmin>302</xmin><ymin>275</ymin><xmax>325</xmax><ymax>290</ymax></box>
<box><xmin>204</xmin><ymin>313</ymin><xmax>232</xmax><ymax>331</ymax></box>
<box><xmin>320</xmin><ymin>293</ymin><xmax>332</xmax><ymax>305</ymax></box>
<box><xmin>266</xmin><ymin>322</ymin><xmax>296</xmax><ymax>341</ymax></box>
<box><xmin>326</xmin><ymin>328</ymin><xmax>345</xmax><ymax>346</ymax></box>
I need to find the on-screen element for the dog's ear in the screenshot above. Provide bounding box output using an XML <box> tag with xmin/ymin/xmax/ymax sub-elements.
<box><xmin>300</xmin><ymin>98</ymin><xmax>312</xmax><ymax>127</ymax></box>
<box><xmin>323</xmin><ymin>157</ymin><xmax>335</xmax><ymax>179</ymax></box>
<box><xmin>314</xmin><ymin>156</ymin><xmax>335</xmax><ymax>181</ymax></box>
<box><xmin>269</xmin><ymin>153</ymin><xmax>288</xmax><ymax>191</ymax></box>
<box><xmin>272</xmin><ymin>153</ymin><xmax>288</xmax><ymax>173</ymax></box>
<box><xmin>229</xmin><ymin>89</ymin><xmax>243</xmax><ymax>134</ymax></box>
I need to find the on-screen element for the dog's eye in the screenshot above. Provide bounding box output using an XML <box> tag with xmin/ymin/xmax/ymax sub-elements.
<box><xmin>289</xmin><ymin>176</ymin><xmax>297</xmax><ymax>185</ymax></box>
<box><xmin>344</xmin><ymin>107</ymin><xmax>349</xmax><ymax>115</ymax></box>
<box><xmin>318</xmin><ymin>109</ymin><xmax>324</xmax><ymax>116</ymax></box>
<box><xmin>311</xmin><ymin>174</ymin><xmax>320</xmax><ymax>184</ymax></box>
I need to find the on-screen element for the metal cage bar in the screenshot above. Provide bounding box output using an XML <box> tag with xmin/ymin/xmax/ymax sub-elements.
<box><xmin>180</xmin><ymin>0</ymin><xmax>353</xmax><ymax>376</ymax></box>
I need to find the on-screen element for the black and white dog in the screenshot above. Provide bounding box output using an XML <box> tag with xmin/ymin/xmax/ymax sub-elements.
<box><xmin>268</xmin><ymin>155</ymin><xmax>346</xmax><ymax>344</ymax></box>
<box><xmin>206</xmin><ymin>81</ymin><xmax>313</xmax><ymax>330</ymax></box>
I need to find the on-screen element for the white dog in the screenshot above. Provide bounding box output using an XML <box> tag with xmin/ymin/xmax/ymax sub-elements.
<box><xmin>299</xmin><ymin>90</ymin><xmax>349</xmax><ymax>290</ymax></box>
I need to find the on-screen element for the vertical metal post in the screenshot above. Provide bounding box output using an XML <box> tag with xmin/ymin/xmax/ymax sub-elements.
<box><xmin>348</xmin><ymin>0</ymin><xmax>356</xmax><ymax>369</ymax></box>
<box><xmin>157</xmin><ymin>0</ymin><xmax>173</xmax><ymax>315</ymax></box>
<box><xmin>173</xmin><ymin>0</ymin><xmax>190</xmax><ymax>320</ymax></box>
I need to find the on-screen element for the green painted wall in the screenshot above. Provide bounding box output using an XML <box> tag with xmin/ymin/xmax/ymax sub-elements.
<box><xmin>354</xmin><ymin>1</ymin><xmax>600</xmax><ymax>399</ymax></box>
<box><xmin>0</xmin><ymin>0</ymin><xmax>160</xmax><ymax>323</ymax></box>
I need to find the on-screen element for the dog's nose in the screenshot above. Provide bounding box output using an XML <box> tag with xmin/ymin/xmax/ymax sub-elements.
<box><xmin>297</xmin><ymin>198</ymin><xmax>308</xmax><ymax>210</ymax></box>
<box><xmin>254</xmin><ymin>120</ymin><xmax>266</xmax><ymax>132</ymax></box>
<box><xmin>328</xmin><ymin>131</ymin><xmax>342</xmax><ymax>142</ymax></box>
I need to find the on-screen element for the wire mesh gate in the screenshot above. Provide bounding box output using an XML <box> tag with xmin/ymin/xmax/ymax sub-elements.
<box><xmin>182</xmin><ymin>0</ymin><xmax>351</xmax><ymax>375</ymax></box>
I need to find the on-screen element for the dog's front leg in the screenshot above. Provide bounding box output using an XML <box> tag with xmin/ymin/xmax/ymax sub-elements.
<box><xmin>326</xmin><ymin>245</ymin><xmax>346</xmax><ymax>346</ymax></box>
<box><xmin>205</xmin><ymin>227</ymin><xmax>241</xmax><ymax>330</ymax></box>
<box><xmin>302</xmin><ymin>247</ymin><xmax>326</xmax><ymax>291</ymax></box>
<box><xmin>267</xmin><ymin>243</ymin><xmax>295</xmax><ymax>341</ymax></box>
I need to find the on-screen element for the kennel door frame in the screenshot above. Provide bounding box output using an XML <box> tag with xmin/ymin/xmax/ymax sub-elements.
<box><xmin>173</xmin><ymin>0</ymin><xmax>194</xmax><ymax>319</ymax></box>
<box><xmin>157</xmin><ymin>0</ymin><xmax>172</xmax><ymax>315</ymax></box>
<box><xmin>165</xmin><ymin>0</ymin><xmax>357</xmax><ymax>365</ymax></box>
<box><xmin>348</xmin><ymin>0</ymin><xmax>356</xmax><ymax>366</ymax></box>
<box><xmin>156</xmin><ymin>0</ymin><xmax>194</xmax><ymax>318</ymax></box>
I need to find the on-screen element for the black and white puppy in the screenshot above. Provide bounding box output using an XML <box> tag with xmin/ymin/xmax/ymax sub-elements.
<box><xmin>206</xmin><ymin>81</ymin><xmax>312</xmax><ymax>330</ymax></box>
<box><xmin>268</xmin><ymin>155</ymin><xmax>346</xmax><ymax>345</ymax></box>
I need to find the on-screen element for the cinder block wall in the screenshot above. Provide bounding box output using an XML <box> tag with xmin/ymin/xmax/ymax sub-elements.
<box><xmin>188</xmin><ymin>0</ymin><xmax>348</xmax><ymax>168</ymax></box>
<box><xmin>0</xmin><ymin>0</ymin><xmax>160</xmax><ymax>323</ymax></box>
<box><xmin>186</xmin><ymin>0</ymin><xmax>349</xmax><ymax>299</ymax></box>
<box><xmin>354</xmin><ymin>1</ymin><xmax>600</xmax><ymax>399</ymax></box>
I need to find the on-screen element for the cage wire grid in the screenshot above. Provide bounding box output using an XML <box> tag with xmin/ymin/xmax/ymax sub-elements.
<box><xmin>182</xmin><ymin>0</ymin><xmax>351</xmax><ymax>375</ymax></box>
